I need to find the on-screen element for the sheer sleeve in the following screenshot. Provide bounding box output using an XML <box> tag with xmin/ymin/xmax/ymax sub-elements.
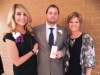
<box><xmin>82</xmin><ymin>34</ymin><xmax>95</xmax><ymax>68</ymax></box>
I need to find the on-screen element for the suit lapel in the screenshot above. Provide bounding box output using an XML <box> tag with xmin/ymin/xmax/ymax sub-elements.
<box><xmin>54</xmin><ymin>25</ymin><xmax>61</xmax><ymax>45</ymax></box>
<box><xmin>40</xmin><ymin>24</ymin><xmax>50</xmax><ymax>48</ymax></box>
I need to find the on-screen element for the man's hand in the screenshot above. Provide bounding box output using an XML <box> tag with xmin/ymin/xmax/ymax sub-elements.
<box><xmin>56</xmin><ymin>51</ymin><xmax>63</xmax><ymax>58</ymax></box>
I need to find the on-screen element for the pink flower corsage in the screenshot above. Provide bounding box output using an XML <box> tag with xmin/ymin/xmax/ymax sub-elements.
<box><xmin>12</xmin><ymin>32</ymin><xmax>24</xmax><ymax>43</ymax></box>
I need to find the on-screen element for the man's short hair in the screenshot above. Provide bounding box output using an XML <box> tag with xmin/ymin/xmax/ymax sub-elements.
<box><xmin>46</xmin><ymin>4</ymin><xmax>60</xmax><ymax>15</ymax></box>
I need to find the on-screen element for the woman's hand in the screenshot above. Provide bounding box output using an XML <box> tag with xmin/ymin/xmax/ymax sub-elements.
<box><xmin>32</xmin><ymin>43</ymin><xmax>38</xmax><ymax>53</ymax></box>
<box><xmin>86</xmin><ymin>68</ymin><xmax>92</xmax><ymax>75</ymax></box>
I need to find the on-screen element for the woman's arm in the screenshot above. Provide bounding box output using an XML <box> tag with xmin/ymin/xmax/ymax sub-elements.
<box><xmin>86</xmin><ymin>68</ymin><xmax>92</xmax><ymax>75</ymax></box>
<box><xmin>6</xmin><ymin>39</ymin><xmax>38</xmax><ymax>66</ymax></box>
<box><xmin>83</xmin><ymin>34</ymin><xmax>95</xmax><ymax>75</ymax></box>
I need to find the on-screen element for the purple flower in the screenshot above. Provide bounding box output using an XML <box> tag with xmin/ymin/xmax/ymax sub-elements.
<box><xmin>12</xmin><ymin>32</ymin><xmax>24</xmax><ymax>43</ymax></box>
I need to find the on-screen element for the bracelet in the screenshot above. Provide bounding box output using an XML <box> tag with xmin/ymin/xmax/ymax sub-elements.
<box><xmin>31</xmin><ymin>50</ymin><xmax>35</xmax><ymax>54</ymax></box>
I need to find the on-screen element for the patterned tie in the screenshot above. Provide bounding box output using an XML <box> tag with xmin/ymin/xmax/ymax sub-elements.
<box><xmin>49</xmin><ymin>28</ymin><xmax>54</xmax><ymax>48</ymax></box>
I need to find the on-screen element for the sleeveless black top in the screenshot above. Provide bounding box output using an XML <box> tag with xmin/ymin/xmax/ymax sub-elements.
<box><xmin>66</xmin><ymin>34</ymin><xmax>82</xmax><ymax>75</ymax></box>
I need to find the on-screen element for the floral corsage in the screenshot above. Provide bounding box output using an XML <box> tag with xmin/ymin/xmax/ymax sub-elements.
<box><xmin>12</xmin><ymin>32</ymin><xmax>24</xmax><ymax>43</ymax></box>
<box><xmin>58</xmin><ymin>30</ymin><xmax>63</xmax><ymax>35</ymax></box>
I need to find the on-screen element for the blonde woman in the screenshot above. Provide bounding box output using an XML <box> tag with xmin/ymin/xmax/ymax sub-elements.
<box><xmin>65</xmin><ymin>12</ymin><xmax>95</xmax><ymax>75</ymax></box>
<box><xmin>3</xmin><ymin>4</ymin><xmax>38</xmax><ymax>75</ymax></box>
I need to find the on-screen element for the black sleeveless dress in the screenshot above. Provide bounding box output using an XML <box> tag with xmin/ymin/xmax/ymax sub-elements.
<box><xmin>3</xmin><ymin>33</ymin><xmax>37</xmax><ymax>75</ymax></box>
<box><xmin>66</xmin><ymin>34</ymin><xmax>82</xmax><ymax>75</ymax></box>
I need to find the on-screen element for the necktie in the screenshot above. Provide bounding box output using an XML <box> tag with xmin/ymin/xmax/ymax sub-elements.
<box><xmin>49</xmin><ymin>28</ymin><xmax>54</xmax><ymax>48</ymax></box>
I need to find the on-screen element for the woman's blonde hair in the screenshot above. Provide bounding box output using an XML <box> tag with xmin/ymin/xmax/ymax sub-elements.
<box><xmin>7</xmin><ymin>4</ymin><xmax>33</xmax><ymax>34</ymax></box>
<box><xmin>67</xmin><ymin>12</ymin><xmax>83</xmax><ymax>24</ymax></box>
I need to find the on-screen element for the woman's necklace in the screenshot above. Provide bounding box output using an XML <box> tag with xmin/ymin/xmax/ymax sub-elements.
<box><xmin>24</xmin><ymin>34</ymin><xmax>32</xmax><ymax>49</ymax></box>
<box><xmin>70</xmin><ymin>32</ymin><xmax>82</xmax><ymax>47</ymax></box>
<box><xmin>70</xmin><ymin>38</ymin><xmax>75</xmax><ymax>47</ymax></box>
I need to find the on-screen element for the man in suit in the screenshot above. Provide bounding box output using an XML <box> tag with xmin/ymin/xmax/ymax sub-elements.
<box><xmin>33</xmin><ymin>4</ymin><xmax>67</xmax><ymax>75</ymax></box>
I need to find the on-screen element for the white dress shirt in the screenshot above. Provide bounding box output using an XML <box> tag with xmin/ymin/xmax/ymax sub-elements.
<box><xmin>46</xmin><ymin>22</ymin><xmax>57</xmax><ymax>44</ymax></box>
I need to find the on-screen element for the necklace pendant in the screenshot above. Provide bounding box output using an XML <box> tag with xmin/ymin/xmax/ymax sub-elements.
<box><xmin>70</xmin><ymin>39</ymin><xmax>75</xmax><ymax>47</ymax></box>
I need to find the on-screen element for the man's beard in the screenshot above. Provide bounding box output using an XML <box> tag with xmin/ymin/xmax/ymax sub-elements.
<box><xmin>47</xmin><ymin>19</ymin><xmax>58</xmax><ymax>24</ymax></box>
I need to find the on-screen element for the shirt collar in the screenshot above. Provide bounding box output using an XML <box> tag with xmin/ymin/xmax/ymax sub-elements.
<box><xmin>46</xmin><ymin>22</ymin><xmax>57</xmax><ymax>29</ymax></box>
